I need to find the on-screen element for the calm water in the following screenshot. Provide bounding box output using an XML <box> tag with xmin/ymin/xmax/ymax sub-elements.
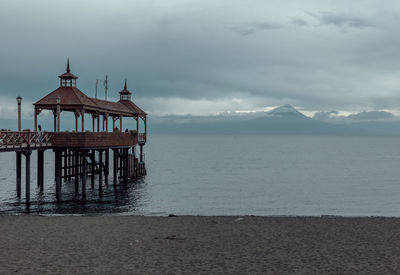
<box><xmin>1</xmin><ymin>134</ymin><xmax>400</xmax><ymax>216</ymax></box>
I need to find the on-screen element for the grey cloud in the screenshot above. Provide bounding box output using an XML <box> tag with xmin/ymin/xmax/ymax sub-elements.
<box><xmin>230</xmin><ymin>21</ymin><xmax>283</xmax><ymax>36</ymax></box>
<box><xmin>291</xmin><ymin>17</ymin><xmax>309</xmax><ymax>27</ymax></box>
<box><xmin>310</xmin><ymin>12</ymin><xmax>374</xmax><ymax>29</ymax></box>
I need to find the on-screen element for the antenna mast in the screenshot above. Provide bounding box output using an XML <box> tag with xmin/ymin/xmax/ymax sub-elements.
<box><xmin>103</xmin><ymin>75</ymin><xmax>108</xmax><ymax>100</ymax></box>
<box><xmin>95</xmin><ymin>79</ymin><xmax>99</xmax><ymax>98</ymax></box>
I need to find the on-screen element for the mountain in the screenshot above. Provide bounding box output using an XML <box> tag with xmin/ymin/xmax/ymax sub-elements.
<box><xmin>150</xmin><ymin>105</ymin><xmax>400</xmax><ymax>135</ymax></box>
<box><xmin>267</xmin><ymin>104</ymin><xmax>307</xmax><ymax>118</ymax></box>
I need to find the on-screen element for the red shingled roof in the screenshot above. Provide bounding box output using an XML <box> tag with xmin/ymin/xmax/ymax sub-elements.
<box><xmin>119</xmin><ymin>100</ymin><xmax>147</xmax><ymax>115</ymax></box>
<box><xmin>34</xmin><ymin>86</ymin><xmax>146</xmax><ymax>117</ymax></box>
<box><xmin>34</xmin><ymin>61</ymin><xmax>146</xmax><ymax>117</ymax></box>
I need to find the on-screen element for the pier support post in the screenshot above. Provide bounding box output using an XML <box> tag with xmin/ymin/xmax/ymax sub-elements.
<box><xmin>63</xmin><ymin>150</ymin><xmax>67</xmax><ymax>182</ymax></box>
<box><xmin>113</xmin><ymin>149</ymin><xmax>117</xmax><ymax>187</ymax></box>
<box><xmin>133</xmin><ymin>146</ymin><xmax>137</xmax><ymax>179</ymax></box>
<box><xmin>37</xmin><ymin>150</ymin><xmax>44</xmax><ymax>191</ymax></box>
<box><xmin>81</xmin><ymin>151</ymin><xmax>87</xmax><ymax>199</ymax></box>
<box><xmin>25</xmin><ymin>150</ymin><xmax>31</xmax><ymax>207</ymax></box>
<box><xmin>55</xmin><ymin>150</ymin><xmax>61</xmax><ymax>200</ymax></box>
<box><xmin>16</xmin><ymin>152</ymin><xmax>21</xmax><ymax>197</ymax></box>
<box><xmin>140</xmin><ymin>145</ymin><xmax>143</xmax><ymax>162</ymax></box>
<box><xmin>99</xmin><ymin>150</ymin><xmax>103</xmax><ymax>196</ymax></box>
<box><xmin>105</xmin><ymin>149</ymin><xmax>109</xmax><ymax>185</ymax></box>
<box><xmin>91</xmin><ymin>150</ymin><xmax>95</xmax><ymax>188</ymax></box>
<box><xmin>124</xmin><ymin>148</ymin><xmax>128</xmax><ymax>183</ymax></box>
<box><xmin>74</xmin><ymin>151</ymin><xmax>79</xmax><ymax>192</ymax></box>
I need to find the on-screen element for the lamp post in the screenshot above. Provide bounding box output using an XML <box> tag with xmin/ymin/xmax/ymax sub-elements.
<box><xmin>56</xmin><ymin>96</ymin><xmax>61</xmax><ymax>132</ymax></box>
<box><xmin>16</xmin><ymin>96</ymin><xmax>22</xmax><ymax>131</ymax></box>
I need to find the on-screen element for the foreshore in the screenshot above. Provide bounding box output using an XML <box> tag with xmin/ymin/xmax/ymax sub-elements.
<box><xmin>1</xmin><ymin>215</ymin><xmax>400</xmax><ymax>274</ymax></box>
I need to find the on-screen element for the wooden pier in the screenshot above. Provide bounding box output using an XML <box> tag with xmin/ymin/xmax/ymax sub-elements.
<box><xmin>0</xmin><ymin>60</ymin><xmax>147</xmax><ymax>206</ymax></box>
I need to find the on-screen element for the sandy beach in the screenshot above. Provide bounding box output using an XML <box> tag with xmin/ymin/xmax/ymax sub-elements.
<box><xmin>1</xmin><ymin>215</ymin><xmax>400</xmax><ymax>274</ymax></box>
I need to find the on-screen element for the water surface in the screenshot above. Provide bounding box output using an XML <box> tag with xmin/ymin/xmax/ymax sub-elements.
<box><xmin>1</xmin><ymin>135</ymin><xmax>400</xmax><ymax>216</ymax></box>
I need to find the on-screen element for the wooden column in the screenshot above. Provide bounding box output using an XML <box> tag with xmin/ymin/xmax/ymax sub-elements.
<box><xmin>34</xmin><ymin>108</ymin><xmax>38</xmax><ymax>132</ymax></box>
<box><xmin>91</xmin><ymin>150</ymin><xmax>95</xmax><ymax>188</ymax></box>
<box><xmin>37</xmin><ymin>150</ymin><xmax>44</xmax><ymax>191</ymax></box>
<box><xmin>97</xmin><ymin>113</ymin><xmax>100</xmax><ymax>132</ymax></box>
<box><xmin>120</xmin><ymin>115</ymin><xmax>123</xmax><ymax>131</ymax></box>
<box><xmin>81</xmin><ymin>109</ymin><xmax>85</xmax><ymax>132</ymax></box>
<box><xmin>144</xmin><ymin>117</ymin><xmax>147</xmax><ymax>139</ymax></box>
<box><xmin>113</xmin><ymin>149</ymin><xmax>118</xmax><ymax>187</ymax></box>
<box><xmin>102</xmin><ymin>115</ymin><xmax>105</xmax><ymax>131</ymax></box>
<box><xmin>140</xmin><ymin>145</ymin><xmax>143</xmax><ymax>162</ymax></box>
<box><xmin>92</xmin><ymin>115</ymin><xmax>95</xmax><ymax>132</ymax></box>
<box><xmin>133</xmin><ymin>146</ymin><xmax>137</xmax><ymax>179</ymax></box>
<box><xmin>105</xmin><ymin>114</ymin><xmax>109</xmax><ymax>132</ymax></box>
<box><xmin>98</xmin><ymin>150</ymin><xmax>103</xmax><ymax>196</ymax></box>
<box><xmin>112</xmin><ymin>117</ymin><xmax>115</xmax><ymax>131</ymax></box>
<box><xmin>75</xmin><ymin>112</ymin><xmax>79</xmax><ymax>132</ymax></box>
<box><xmin>16</xmin><ymin>152</ymin><xmax>21</xmax><ymax>197</ymax></box>
<box><xmin>63</xmin><ymin>150</ymin><xmax>68</xmax><ymax>182</ymax></box>
<box><xmin>54</xmin><ymin>111</ymin><xmax>57</xmax><ymax>132</ymax></box>
<box><xmin>55</xmin><ymin>150</ymin><xmax>61</xmax><ymax>200</ymax></box>
<box><xmin>124</xmin><ymin>148</ymin><xmax>128</xmax><ymax>183</ymax></box>
<box><xmin>105</xmin><ymin>149</ymin><xmax>109</xmax><ymax>185</ymax></box>
<box><xmin>25</xmin><ymin>150</ymin><xmax>31</xmax><ymax>206</ymax></box>
<box><xmin>74</xmin><ymin>151</ymin><xmax>79</xmax><ymax>192</ymax></box>
<box><xmin>136</xmin><ymin>117</ymin><xmax>139</xmax><ymax>132</ymax></box>
<box><xmin>67</xmin><ymin>150</ymin><xmax>72</xmax><ymax>181</ymax></box>
<box><xmin>82</xmin><ymin>151</ymin><xmax>87</xmax><ymax>199</ymax></box>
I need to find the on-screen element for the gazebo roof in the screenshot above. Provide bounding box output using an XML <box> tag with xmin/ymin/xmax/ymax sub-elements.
<box><xmin>34</xmin><ymin>61</ymin><xmax>147</xmax><ymax>117</ymax></box>
<box><xmin>34</xmin><ymin>86</ymin><xmax>146</xmax><ymax>117</ymax></box>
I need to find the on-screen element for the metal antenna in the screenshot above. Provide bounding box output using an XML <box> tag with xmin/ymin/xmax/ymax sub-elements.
<box><xmin>95</xmin><ymin>79</ymin><xmax>99</xmax><ymax>98</ymax></box>
<box><xmin>103</xmin><ymin>75</ymin><xmax>108</xmax><ymax>100</ymax></box>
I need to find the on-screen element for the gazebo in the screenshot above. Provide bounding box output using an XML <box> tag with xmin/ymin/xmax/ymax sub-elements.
<box><xmin>33</xmin><ymin>60</ymin><xmax>147</xmax><ymax>136</ymax></box>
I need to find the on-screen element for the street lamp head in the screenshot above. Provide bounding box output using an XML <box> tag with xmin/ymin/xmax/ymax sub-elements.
<box><xmin>56</xmin><ymin>96</ymin><xmax>61</xmax><ymax>104</ymax></box>
<box><xmin>16</xmin><ymin>96</ymin><xmax>22</xmax><ymax>104</ymax></box>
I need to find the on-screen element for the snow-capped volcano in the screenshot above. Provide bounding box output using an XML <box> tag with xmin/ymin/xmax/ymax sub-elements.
<box><xmin>267</xmin><ymin>104</ymin><xmax>307</xmax><ymax>118</ymax></box>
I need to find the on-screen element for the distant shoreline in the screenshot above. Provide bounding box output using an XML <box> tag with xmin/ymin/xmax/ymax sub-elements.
<box><xmin>1</xmin><ymin>215</ymin><xmax>400</xmax><ymax>274</ymax></box>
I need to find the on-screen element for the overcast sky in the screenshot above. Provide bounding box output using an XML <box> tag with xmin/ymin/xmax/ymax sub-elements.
<box><xmin>1</xmin><ymin>0</ymin><xmax>400</xmax><ymax>117</ymax></box>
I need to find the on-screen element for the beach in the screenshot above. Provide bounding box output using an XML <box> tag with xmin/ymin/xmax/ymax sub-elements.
<box><xmin>1</xmin><ymin>216</ymin><xmax>400</xmax><ymax>274</ymax></box>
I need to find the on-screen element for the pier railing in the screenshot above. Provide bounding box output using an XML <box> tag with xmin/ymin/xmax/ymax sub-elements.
<box><xmin>0</xmin><ymin>131</ymin><xmax>53</xmax><ymax>150</ymax></box>
<box><xmin>0</xmin><ymin>130</ymin><xmax>145</xmax><ymax>151</ymax></box>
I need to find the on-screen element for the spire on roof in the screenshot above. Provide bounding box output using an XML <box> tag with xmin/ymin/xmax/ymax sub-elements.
<box><xmin>120</xmin><ymin>79</ymin><xmax>131</xmax><ymax>100</ymax></box>
<box><xmin>66</xmin><ymin>58</ymin><xmax>70</xmax><ymax>73</ymax></box>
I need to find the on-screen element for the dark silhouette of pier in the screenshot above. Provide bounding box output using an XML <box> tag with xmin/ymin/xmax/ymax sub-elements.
<box><xmin>0</xmin><ymin>60</ymin><xmax>147</xmax><ymax>207</ymax></box>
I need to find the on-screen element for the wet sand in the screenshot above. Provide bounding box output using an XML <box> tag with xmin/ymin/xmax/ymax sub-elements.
<box><xmin>1</xmin><ymin>215</ymin><xmax>400</xmax><ymax>274</ymax></box>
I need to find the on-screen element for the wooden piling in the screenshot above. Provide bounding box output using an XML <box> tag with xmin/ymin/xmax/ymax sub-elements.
<box><xmin>16</xmin><ymin>152</ymin><xmax>22</xmax><ymax>197</ymax></box>
<box><xmin>113</xmin><ymin>149</ymin><xmax>117</xmax><ymax>186</ymax></box>
<box><xmin>105</xmin><ymin>149</ymin><xmax>109</xmax><ymax>185</ymax></box>
<box><xmin>25</xmin><ymin>150</ymin><xmax>31</xmax><ymax>206</ymax></box>
<box><xmin>82</xmin><ymin>151</ymin><xmax>87</xmax><ymax>199</ymax></box>
<box><xmin>55</xmin><ymin>150</ymin><xmax>61</xmax><ymax>200</ymax></box>
<box><xmin>74</xmin><ymin>151</ymin><xmax>79</xmax><ymax>192</ymax></box>
<box><xmin>124</xmin><ymin>148</ymin><xmax>128</xmax><ymax>183</ymax></box>
<box><xmin>37</xmin><ymin>150</ymin><xmax>44</xmax><ymax>191</ymax></box>
<box><xmin>99</xmin><ymin>150</ymin><xmax>103</xmax><ymax>195</ymax></box>
<box><xmin>91</xmin><ymin>150</ymin><xmax>95</xmax><ymax>188</ymax></box>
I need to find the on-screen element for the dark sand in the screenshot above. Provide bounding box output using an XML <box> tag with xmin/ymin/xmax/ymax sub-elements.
<box><xmin>1</xmin><ymin>216</ymin><xmax>400</xmax><ymax>274</ymax></box>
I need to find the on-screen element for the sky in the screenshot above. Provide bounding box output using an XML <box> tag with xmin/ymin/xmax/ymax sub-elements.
<box><xmin>1</xmin><ymin>0</ymin><xmax>400</xmax><ymax>119</ymax></box>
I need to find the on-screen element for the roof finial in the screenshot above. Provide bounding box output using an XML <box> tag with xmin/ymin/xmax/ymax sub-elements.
<box><xmin>66</xmin><ymin>58</ymin><xmax>70</xmax><ymax>73</ymax></box>
<box><xmin>124</xmin><ymin>79</ymin><xmax>127</xmax><ymax>90</ymax></box>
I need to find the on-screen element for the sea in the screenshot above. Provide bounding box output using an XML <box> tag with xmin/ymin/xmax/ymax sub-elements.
<box><xmin>1</xmin><ymin>134</ymin><xmax>400</xmax><ymax>216</ymax></box>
